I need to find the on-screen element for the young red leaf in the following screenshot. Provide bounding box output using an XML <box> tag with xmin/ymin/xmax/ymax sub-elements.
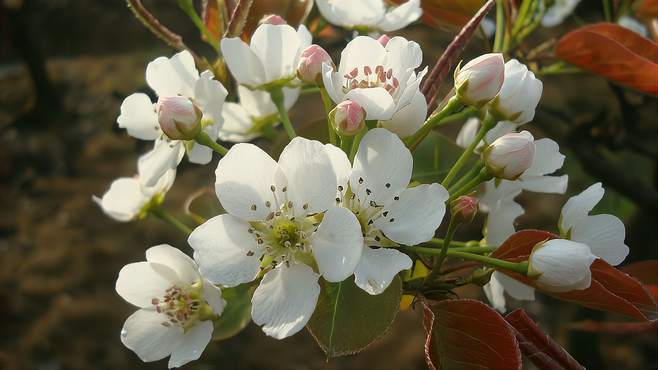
<box><xmin>415</xmin><ymin>0</ymin><xmax>488</xmax><ymax>31</ymax></box>
<box><xmin>423</xmin><ymin>298</ymin><xmax>522</xmax><ymax>370</ymax></box>
<box><xmin>620</xmin><ymin>260</ymin><xmax>658</xmax><ymax>285</ymax></box>
<box><xmin>202</xmin><ymin>0</ymin><xmax>223</xmax><ymax>42</ymax></box>
<box><xmin>568</xmin><ymin>319</ymin><xmax>658</xmax><ymax>333</ymax></box>
<box><xmin>555</xmin><ymin>23</ymin><xmax>658</xmax><ymax>95</ymax></box>
<box><xmin>505</xmin><ymin>309</ymin><xmax>584</xmax><ymax>370</ymax></box>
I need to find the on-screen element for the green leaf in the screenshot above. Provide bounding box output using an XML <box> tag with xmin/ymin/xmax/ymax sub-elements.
<box><xmin>212</xmin><ymin>283</ymin><xmax>253</xmax><ymax>341</ymax></box>
<box><xmin>307</xmin><ymin>276</ymin><xmax>402</xmax><ymax>358</ymax></box>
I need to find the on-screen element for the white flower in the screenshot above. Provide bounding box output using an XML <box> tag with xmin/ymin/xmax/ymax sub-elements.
<box><xmin>94</xmin><ymin>169</ymin><xmax>176</xmax><ymax>222</ymax></box>
<box><xmin>542</xmin><ymin>0</ymin><xmax>581</xmax><ymax>27</ymax></box>
<box><xmin>483</xmin><ymin>131</ymin><xmax>536</xmax><ymax>180</ymax></box>
<box><xmin>322</xmin><ymin>35</ymin><xmax>428</xmax><ymax>137</ymax></box>
<box><xmin>219</xmin><ymin>85</ymin><xmax>300</xmax><ymax>143</ymax></box>
<box><xmin>316</xmin><ymin>0</ymin><xmax>422</xmax><ymax>33</ymax></box>
<box><xmin>528</xmin><ymin>239</ymin><xmax>597</xmax><ymax>292</ymax></box>
<box><xmin>455</xmin><ymin>117</ymin><xmax>517</xmax><ymax>151</ymax></box>
<box><xmin>116</xmin><ymin>245</ymin><xmax>225</xmax><ymax>368</ymax></box>
<box><xmin>454</xmin><ymin>53</ymin><xmax>505</xmax><ymax>107</ymax></box>
<box><xmin>484</xmin><ymin>270</ymin><xmax>536</xmax><ymax>312</ymax></box>
<box><xmin>327</xmin><ymin>128</ymin><xmax>449</xmax><ymax>295</ymax></box>
<box><xmin>118</xmin><ymin>50</ymin><xmax>228</xmax><ymax>186</ymax></box>
<box><xmin>187</xmin><ymin>137</ymin><xmax>363</xmax><ymax>339</ymax></box>
<box><xmin>559</xmin><ymin>183</ymin><xmax>629</xmax><ymax>266</ymax></box>
<box><xmin>490</xmin><ymin>59</ymin><xmax>543</xmax><ymax>125</ymax></box>
<box><xmin>618</xmin><ymin>16</ymin><xmax>648</xmax><ymax>37</ymax></box>
<box><xmin>220</xmin><ymin>23</ymin><xmax>312</xmax><ymax>89</ymax></box>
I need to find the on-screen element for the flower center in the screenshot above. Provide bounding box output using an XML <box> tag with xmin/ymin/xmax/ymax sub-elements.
<box><xmin>151</xmin><ymin>282</ymin><xmax>212</xmax><ymax>331</ymax></box>
<box><xmin>342</xmin><ymin>65</ymin><xmax>400</xmax><ymax>96</ymax></box>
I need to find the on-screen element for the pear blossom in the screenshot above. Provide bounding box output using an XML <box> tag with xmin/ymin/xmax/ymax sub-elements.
<box><xmin>322</xmin><ymin>36</ymin><xmax>428</xmax><ymax>137</ymax></box>
<box><xmin>559</xmin><ymin>183</ymin><xmax>629</xmax><ymax>266</ymax></box>
<box><xmin>94</xmin><ymin>169</ymin><xmax>176</xmax><ymax>222</ymax></box>
<box><xmin>490</xmin><ymin>59</ymin><xmax>543</xmax><ymax>125</ymax></box>
<box><xmin>484</xmin><ymin>270</ymin><xmax>536</xmax><ymax>312</ymax></box>
<box><xmin>483</xmin><ymin>131</ymin><xmax>536</xmax><ymax>180</ymax></box>
<box><xmin>188</xmin><ymin>137</ymin><xmax>363</xmax><ymax>339</ymax></box>
<box><xmin>618</xmin><ymin>16</ymin><xmax>649</xmax><ymax>37</ymax></box>
<box><xmin>455</xmin><ymin>117</ymin><xmax>517</xmax><ymax>151</ymax></box>
<box><xmin>220</xmin><ymin>23</ymin><xmax>312</xmax><ymax>89</ymax></box>
<box><xmin>116</xmin><ymin>245</ymin><xmax>225</xmax><ymax>368</ymax></box>
<box><xmin>297</xmin><ymin>44</ymin><xmax>334</xmax><ymax>84</ymax></box>
<box><xmin>316</xmin><ymin>0</ymin><xmax>422</xmax><ymax>33</ymax></box>
<box><xmin>454</xmin><ymin>53</ymin><xmax>505</xmax><ymax>107</ymax></box>
<box><xmin>327</xmin><ymin>128</ymin><xmax>449</xmax><ymax>295</ymax></box>
<box><xmin>331</xmin><ymin>100</ymin><xmax>366</xmax><ymax>135</ymax></box>
<box><xmin>542</xmin><ymin>0</ymin><xmax>581</xmax><ymax>27</ymax></box>
<box><xmin>219</xmin><ymin>85</ymin><xmax>300</xmax><ymax>142</ymax></box>
<box><xmin>528</xmin><ymin>239</ymin><xmax>597</xmax><ymax>292</ymax></box>
<box><xmin>118</xmin><ymin>50</ymin><xmax>228</xmax><ymax>186</ymax></box>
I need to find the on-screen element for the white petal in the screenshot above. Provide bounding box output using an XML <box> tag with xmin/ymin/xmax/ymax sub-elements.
<box><xmin>571</xmin><ymin>214</ymin><xmax>629</xmax><ymax>266</ymax></box>
<box><xmin>375</xmin><ymin>184</ymin><xmax>448</xmax><ymax>245</ymax></box>
<box><xmin>215</xmin><ymin>143</ymin><xmax>286</xmax><ymax>220</ymax></box>
<box><xmin>277</xmin><ymin>137</ymin><xmax>336</xmax><ymax>215</ymax></box>
<box><xmin>317</xmin><ymin>0</ymin><xmax>385</xmax><ymax>28</ymax></box>
<box><xmin>116</xmin><ymin>262</ymin><xmax>179</xmax><ymax>308</ymax></box>
<box><xmin>380</xmin><ymin>89</ymin><xmax>427</xmax><ymax>138</ymax></box>
<box><xmin>95</xmin><ymin>177</ymin><xmax>149</xmax><ymax>222</ymax></box>
<box><xmin>194</xmin><ymin>70</ymin><xmax>228</xmax><ymax>126</ymax></box>
<box><xmin>377</xmin><ymin>0</ymin><xmax>422</xmax><ymax>32</ymax></box>
<box><xmin>145</xmin><ymin>244</ymin><xmax>199</xmax><ymax>285</ymax></box>
<box><xmin>519</xmin><ymin>175</ymin><xmax>569</xmax><ymax>194</ymax></box>
<box><xmin>186</xmin><ymin>142</ymin><xmax>214</xmax><ymax>165</ymax></box>
<box><xmin>187</xmin><ymin>214</ymin><xmax>263</xmax><ymax>287</ymax></box>
<box><xmin>354</xmin><ymin>247</ymin><xmax>411</xmax><ymax>295</ymax></box>
<box><xmin>250</xmin><ymin>24</ymin><xmax>300</xmax><ymax>82</ymax></box>
<box><xmin>483</xmin><ymin>275</ymin><xmax>507</xmax><ymax>313</ymax></box>
<box><xmin>251</xmin><ymin>263</ymin><xmax>320</xmax><ymax>339</ymax></box>
<box><xmin>338</xmin><ymin>36</ymin><xmax>386</xmax><ymax>78</ymax></box>
<box><xmin>297</xmin><ymin>24</ymin><xmax>313</xmax><ymax>50</ymax></box>
<box><xmin>117</xmin><ymin>93</ymin><xmax>160</xmax><ymax>140</ymax></box>
<box><xmin>218</xmin><ymin>102</ymin><xmax>257</xmax><ymax>143</ymax></box>
<box><xmin>321</xmin><ymin>65</ymin><xmax>346</xmax><ymax>104</ymax></box>
<box><xmin>483</xmin><ymin>188</ymin><xmax>524</xmax><ymax>246</ymax></box>
<box><xmin>220</xmin><ymin>38</ymin><xmax>266</xmax><ymax>86</ymax></box>
<box><xmin>310</xmin><ymin>207</ymin><xmax>363</xmax><ymax>282</ymax></box>
<box><xmin>167</xmin><ymin>321</ymin><xmax>213</xmax><ymax>369</ymax></box>
<box><xmin>456</xmin><ymin>117</ymin><xmax>482</xmax><ymax>149</ymax></box>
<box><xmin>121</xmin><ymin>309</ymin><xmax>183</xmax><ymax>362</ymax></box>
<box><xmin>202</xmin><ymin>279</ymin><xmax>226</xmax><ymax>315</ymax></box>
<box><xmin>146</xmin><ymin>51</ymin><xmax>198</xmax><ymax>97</ymax></box>
<box><xmin>494</xmin><ymin>271</ymin><xmax>536</xmax><ymax>300</ymax></box>
<box><xmin>484</xmin><ymin>121</ymin><xmax>517</xmax><ymax>145</ymax></box>
<box><xmin>324</xmin><ymin>143</ymin><xmax>352</xmax><ymax>199</ymax></box>
<box><xmin>345</xmin><ymin>87</ymin><xmax>396</xmax><ymax>120</ymax></box>
<box><xmin>351</xmin><ymin>128</ymin><xmax>412</xmax><ymax>206</ymax></box>
<box><xmin>522</xmin><ymin>138</ymin><xmax>565</xmax><ymax>178</ymax></box>
<box><xmin>559</xmin><ymin>182</ymin><xmax>604</xmax><ymax>234</ymax></box>
<box><xmin>384</xmin><ymin>36</ymin><xmax>423</xmax><ymax>72</ymax></box>
<box><xmin>138</xmin><ymin>139</ymin><xmax>185</xmax><ymax>187</ymax></box>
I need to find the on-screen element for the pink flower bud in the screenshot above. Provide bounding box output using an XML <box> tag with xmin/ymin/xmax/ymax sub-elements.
<box><xmin>454</xmin><ymin>53</ymin><xmax>505</xmax><ymax>107</ymax></box>
<box><xmin>259</xmin><ymin>14</ymin><xmax>287</xmax><ymax>25</ymax></box>
<box><xmin>297</xmin><ymin>44</ymin><xmax>334</xmax><ymax>84</ymax></box>
<box><xmin>483</xmin><ymin>131</ymin><xmax>535</xmax><ymax>180</ymax></box>
<box><xmin>450</xmin><ymin>196</ymin><xmax>479</xmax><ymax>224</ymax></box>
<box><xmin>156</xmin><ymin>96</ymin><xmax>202</xmax><ymax>140</ymax></box>
<box><xmin>377</xmin><ymin>34</ymin><xmax>391</xmax><ymax>46</ymax></box>
<box><xmin>331</xmin><ymin>100</ymin><xmax>365</xmax><ymax>136</ymax></box>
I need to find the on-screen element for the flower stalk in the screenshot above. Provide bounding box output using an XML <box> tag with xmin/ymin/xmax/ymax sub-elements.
<box><xmin>405</xmin><ymin>95</ymin><xmax>464</xmax><ymax>150</ymax></box>
<box><xmin>150</xmin><ymin>207</ymin><xmax>193</xmax><ymax>235</ymax></box>
<box><xmin>195</xmin><ymin>130</ymin><xmax>229</xmax><ymax>156</ymax></box>
<box><xmin>269</xmin><ymin>87</ymin><xmax>297</xmax><ymax>139</ymax></box>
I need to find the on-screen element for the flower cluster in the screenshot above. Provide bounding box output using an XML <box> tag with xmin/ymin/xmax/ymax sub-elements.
<box><xmin>96</xmin><ymin>3</ymin><xmax>642</xmax><ymax>369</ymax></box>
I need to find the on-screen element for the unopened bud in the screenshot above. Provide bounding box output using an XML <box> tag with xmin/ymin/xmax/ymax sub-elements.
<box><xmin>377</xmin><ymin>34</ymin><xmax>391</xmax><ymax>46</ymax></box>
<box><xmin>528</xmin><ymin>239</ymin><xmax>597</xmax><ymax>292</ymax></box>
<box><xmin>297</xmin><ymin>44</ymin><xmax>334</xmax><ymax>84</ymax></box>
<box><xmin>490</xmin><ymin>59</ymin><xmax>543</xmax><ymax>124</ymax></box>
<box><xmin>450</xmin><ymin>196</ymin><xmax>478</xmax><ymax>224</ymax></box>
<box><xmin>483</xmin><ymin>131</ymin><xmax>535</xmax><ymax>180</ymax></box>
<box><xmin>454</xmin><ymin>53</ymin><xmax>505</xmax><ymax>107</ymax></box>
<box><xmin>156</xmin><ymin>96</ymin><xmax>202</xmax><ymax>140</ymax></box>
<box><xmin>260</xmin><ymin>14</ymin><xmax>287</xmax><ymax>25</ymax></box>
<box><xmin>331</xmin><ymin>100</ymin><xmax>365</xmax><ymax>136</ymax></box>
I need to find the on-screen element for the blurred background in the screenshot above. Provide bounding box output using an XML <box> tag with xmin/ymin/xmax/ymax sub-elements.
<box><xmin>0</xmin><ymin>0</ymin><xmax>656</xmax><ymax>369</ymax></box>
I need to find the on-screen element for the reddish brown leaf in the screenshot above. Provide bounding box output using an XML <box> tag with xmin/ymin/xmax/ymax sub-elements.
<box><xmin>505</xmin><ymin>309</ymin><xmax>584</xmax><ymax>370</ymax></box>
<box><xmin>239</xmin><ymin>0</ymin><xmax>313</xmax><ymax>40</ymax></box>
<box><xmin>202</xmin><ymin>0</ymin><xmax>222</xmax><ymax>41</ymax></box>
<box><xmin>568</xmin><ymin>319</ymin><xmax>658</xmax><ymax>333</ymax></box>
<box><xmin>418</xmin><ymin>0</ymin><xmax>487</xmax><ymax>31</ymax></box>
<box><xmin>555</xmin><ymin>23</ymin><xmax>658</xmax><ymax>95</ymax></box>
<box><xmin>423</xmin><ymin>298</ymin><xmax>522</xmax><ymax>370</ymax></box>
<box><xmin>492</xmin><ymin>230</ymin><xmax>657</xmax><ymax>321</ymax></box>
<box><xmin>636</xmin><ymin>0</ymin><xmax>658</xmax><ymax>21</ymax></box>
<box><xmin>620</xmin><ymin>260</ymin><xmax>658</xmax><ymax>285</ymax></box>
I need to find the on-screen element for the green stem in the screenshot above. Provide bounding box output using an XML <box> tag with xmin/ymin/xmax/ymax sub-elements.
<box><xmin>448</xmin><ymin>168</ymin><xmax>492</xmax><ymax>202</ymax></box>
<box><xmin>349</xmin><ymin>128</ymin><xmax>366</xmax><ymax>161</ymax></box>
<box><xmin>195</xmin><ymin>130</ymin><xmax>229</xmax><ymax>156</ymax></box>
<box><xmin>177</xmin><ymin>0</ymin><xmax>220</xmax><ymax>53</ymax></box>
<box><xmin>150</xmin><ymin>208</ymin><xmax>193</xmax><ymax>235</ymax></box>
<box><xmin>447</xmin><ymin>250</ymin><xmax>528</xmax><ymax>275</ymax></box>
<box><xmin>339</xmin><ymin>135</ymin><xmax>352</xmax><ymax>155</ymax></box>
<box><xmin>320</xmin><ymin>88</ymin><xmax>337</xmax><ymax>145</ymax></box>
<box><xmin>425</xmin><ymin>218</ymin><xmax>458</xmax><ymax>283</ymax></box>
<box><xmin>405</xmin><ymin>95</ymin><xmax>463</xmax><ymax>151</ymax></box>
<box><xmin>448</xmin><ymin>161</ymin><xmax>484</xmax><ymax>194</ymax></box>
<box><xmin>426</xmin><ymin>238</ymin><xmax>488</xmax><ymax>248</ymax></box>
<box><xmin>602</xmin><ymin>0</ymin><xmax>612</xmax><ymax>21</ymax></box>
<box><xmin>301</xmin><ymin>86</ymin><xmax>321</xmax><ymax>96</ymax></box>
<box><xmin>493</xmin><ymin>0</ymin><xmax>506</xmax><ymax>52</ymax></box>
<box><xmin>269</xmin><ymin>87</ymin><xmax>297</xmax><ymax>139</ymax></box>
<box><xmin>441</xmin><ymin>114</ymin><xmax>495</xmax><ymax>188</ymax></box>
<box><xmin>407</xmin><ymin>246</ymin><xmax>497</xmax><ymax>255</ymax></box>
<box><xmin>511</xmin><ymin>0</ymin><xmax>532</xmax><ymax>36</ymax></box>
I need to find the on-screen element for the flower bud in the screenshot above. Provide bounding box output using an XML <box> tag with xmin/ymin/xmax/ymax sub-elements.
<box><xmin>331</xmin><ymin>100</ymin><xmax>365</xmax><ymax>136</ymax></box>
<box><xmin>259</xmin><ymin>14</ymin><xmax>287</xmax><ymax>25</ymax></box>
<box><xmin>483</xmin><ymin>131</ymin><xmax>535</xmax><ymax>180</ymax></box>
<box><xmin>156</xmin><ymin>96</ymin><xmax>202</xmax><ymax>140</ymax></box>
<box><xmin>297</xmin><ymin>44</ymin><xmax>334</xmax><ymax>84</ymax></box>
<box><xmin>377</xmin><ymin>34</ymin><xmax>391</xmax><ymax>46</ymax></box>
<box><xmin>454</xmin><ymin>53</ymin><xmax>505</xmax><ymax>107</ymax></box>
<box><xmin>450</xmin><ymin>196</ymin><xmax>479</xmax><ymax>224</ymax></box>
<box><xmin>490</xmin><ymin>59</ymin><xmax>543</xmax><ymax>124</ymax></box>
<box><xmin>528</xmin><ymin>239</ymin><xmax>597</xmax><ymax>292</ymax></box>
